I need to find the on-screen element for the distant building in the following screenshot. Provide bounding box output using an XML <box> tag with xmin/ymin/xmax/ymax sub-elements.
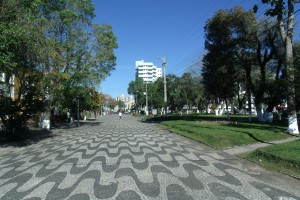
<box><xmin>116</xmin><ymin>94</ymin><xmax>134</xmax><ymax>110</ymax></box>
<box><xmin>135</xmin><ymin>60</ymin><xmax>162</xmax><ymax>83</ymax></box>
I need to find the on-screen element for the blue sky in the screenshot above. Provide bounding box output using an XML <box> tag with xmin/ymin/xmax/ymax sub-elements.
<box><xmin>92</xmin><ymin>0</ymin><xmax>300</xmax><ymax>98</ymax></box>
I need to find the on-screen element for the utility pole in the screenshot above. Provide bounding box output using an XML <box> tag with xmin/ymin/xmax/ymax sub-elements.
<box><xmin>157</xmin><ymin>57</ymin><xmax>167</xmax><ymax>115</ymax></box>
<box><xmin>146</xmin><ymin>82</ymin><xmax>148</xmax><ymax>115</ymax></box>
<box><xmin>136</xmin><ymin>91</ymin><xmax>139</xmax><ymax>114</ymax></box>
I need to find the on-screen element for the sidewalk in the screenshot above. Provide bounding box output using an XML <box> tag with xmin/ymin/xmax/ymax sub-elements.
<box><xmin>223</xmin><ymin>136</ymin><xmax>300</xmax><ymax>155</ymax></box>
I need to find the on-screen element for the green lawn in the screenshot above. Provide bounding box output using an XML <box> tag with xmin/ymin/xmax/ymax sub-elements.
<box><xmin>154</xmin><ymin>115</ymin><xmax>291</xmax><ymax>149</ymax></box>
<box><xmin>147</xmin><ymin>114</ymin><xmax>299</xmax><ymax>177</ymax></box>
<box><xmin>240</xmin><ymin>140</ymin><xmax>300</xmax><ymax>178</ymax></box>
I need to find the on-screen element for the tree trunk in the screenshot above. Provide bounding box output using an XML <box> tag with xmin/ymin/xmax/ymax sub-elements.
<box><xmin>247</xmin><ymin>90</ymin><xmax>252</xmax><ymax>122</ymax></box>
<box><xmin>265</xmin><ymin>112</ymin><xmax>273</xmax><ymax>123</ymax></box>
<box><xmin>285</xmin><ymin>0</ymin><xmax>299</xmax><ymax>133</ymax></box>
<box><xmin>256</xmin><ymin>103</ymin><xmax>266</xmax><ymax>122</ymax></box>
<box><xmin>245</xmin><ymin>64</ymin><xmax>253</xmax><ymax>122</ymax></box>
<box><xmin>219</xmin><ymin>102</ymin><xmax>225</xmax><ymax>115</ymax></box>
<box><xmin>225</xmin><ymin>99</ymin><xmax>230</xmax><ymax>120</ymax></box>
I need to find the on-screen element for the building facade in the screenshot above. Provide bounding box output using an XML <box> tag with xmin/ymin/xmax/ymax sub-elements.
<box><xmin>135</xmin><ymin>60</ymin><xmax>162</xmax><ymax>83</ymax></box>
<box><xmin>116</xmin><ymin>94</ymin><xmax>135</xmax><ymax>110</ymax></box>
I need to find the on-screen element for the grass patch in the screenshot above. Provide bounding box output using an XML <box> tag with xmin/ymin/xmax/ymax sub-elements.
<box><xmin>148</xmin><ymin>114</ymin><xmax>299</xmax><ymax>177</ymax></box>
<box><xmin>240</xmin><ymin>140</ymin><xmax>300</xmax><ymax>178</ymax></box>
<box><xmin>148</xmin><ymin>114</ymin><xmax>292</xmax><ymax>149</ymax></box>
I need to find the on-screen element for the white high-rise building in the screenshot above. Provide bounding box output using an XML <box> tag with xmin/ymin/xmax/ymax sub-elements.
<box><xmin>135</xmin><ymin>60</ymin><xmax>162</xmax><ymax>83</ymax></box>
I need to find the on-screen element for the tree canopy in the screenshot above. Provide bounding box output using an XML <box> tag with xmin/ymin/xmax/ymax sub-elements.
<box><xmin>0</xmin><ymin>0</ymin><xmax>118</xmax><ymax>137</ymax></box>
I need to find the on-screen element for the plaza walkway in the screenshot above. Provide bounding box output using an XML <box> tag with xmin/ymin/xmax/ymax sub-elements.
<box><xmin>0</xmin><ymin>114</ymin><xmax>299</xmax><ymax>199</ymax></box>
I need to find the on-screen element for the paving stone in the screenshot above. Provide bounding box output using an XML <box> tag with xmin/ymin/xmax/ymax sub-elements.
<box><xmin>0</xmin><ymin>114</ymin><xmax>299</xmax><ymax>199</ymax></box>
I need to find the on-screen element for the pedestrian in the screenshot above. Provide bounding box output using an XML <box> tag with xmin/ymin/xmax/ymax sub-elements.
<box><xmin>119</xmin><ymin>111</ymin><xmax>122</xmax><ymax>120</ymax></box>
<box><xmin>140</xmin><ymin>110</ymin><xmax>145</xmax><ymax>121</ymax></box>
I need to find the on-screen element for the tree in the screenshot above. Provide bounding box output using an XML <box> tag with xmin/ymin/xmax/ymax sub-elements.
<box><xmin>294</xmin><ymin>42</ymin><xmax>300</xmax><ymax>111</ymax></box>
<box><xmin>255</xmin><ymin>0</ymin><xmax>299</xmax><ymax>133</ymax></box>
<box><xmin>166</xmin><ymin>74</ymin><xmax>182</xmax><ymax>112</ymax></box>
<box><xmin>202</xmin><ymin>6</ymin><xmax>289</xmax><ymax>122</ymax></box>
<box><xmin>0</xmin><ymin>0</ymin><xmax>47</xmax><ymax>139</ymax></box>
<box><xmin>179</xmin><ymin>73</ymin><xmax>198</xmax><ymax>111</ymax></box>
<box><xmin>80</xmin><ymin>87</ymin><xmax>100</xmax><ymax>112</ymax></box>
<box><xmin>107</xmin><ymin>96</ymin><xmax>117</xmax><ymax>110</ymax></box>
<box><xmin>40</xmin><ymin>0</ymin><xmax>117</xmax><ymax>116</ymax></box>
<box><xmin>128</xmin><ymin>78</ymin><xmax>145</xmax><ymax>110</ymax></box>
<box><xmin>142</xmin><ymin>79</ymin><xmax>162</xmax><ymax>110</ymax></box>
<box><xmin>0</xmin><ymin>0</ymin><xmax>118</xmax><ymax>138</ymax></box>
<box><xmin>202</xmin><ymin>8</ymin><xmax>241</xmax><ymax>118</ymax></box>
<box><xmin>192</xmin><ymin>75</ymin><xmax>205</xmax><ymax>112</ymax></box>
<box><xmin>226</xmin><ymin>7</ymin><xmax>257</xmax><ymax>121</ymax></box>
<box><xmin>118</xmin><ymin>101</ymin><xmax>126</xmax><ymax>109</ymax></box>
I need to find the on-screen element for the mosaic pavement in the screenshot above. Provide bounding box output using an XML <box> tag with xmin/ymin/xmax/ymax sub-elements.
<box><xmin>0</xmin><ymin>114</ymin><xmax>299</xmax><ymax>200</ymax></box>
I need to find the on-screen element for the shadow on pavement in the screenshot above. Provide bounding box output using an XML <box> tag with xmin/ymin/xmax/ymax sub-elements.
<box><xmin>0</xmin><ymin>128</ymin><xmax>56</xmax><ymax>148</ymax></box>
<box><xmin>0</xmin><ymin>120</ymin><xmax>102</xmax><ymax>147</ymax></box>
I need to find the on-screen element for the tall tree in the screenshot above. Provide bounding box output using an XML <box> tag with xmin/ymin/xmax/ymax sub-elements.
<box><xmin>118</xmin><ymin>101</ymin><xmax>126</xmax><ymax>110</ymax></box>
<box><xmin>0</xmin><ymin>0</ymin><xmax>118</xmax><ymax>137</ymax></box>
<box><xmin>252</xmin><ymin>20</ymin><xmax>283</xmax><ymax>122</ymax></box>
<box><xmin>255</xmin><ymin>0</ymin><xmax>299</xmax><ymax>133</ymax></box>
<box><xmin>167</xmin><ymin>74</ymin><xmax>182</xmax><ymax>112</ymax></box>
<box><xmin>228</xmin><ymin>7</ymin><xmax>257</xmax><ymax>121</ymax></box>
<box><xmin>180</xmin><ymin>73</ymin><xmax>198</xmax><ymax>112</ymax></box>
<box><xmin>0</xmin><ymin>0</ymin><xmax>46</xmax><ymax>138</ymax></box>
<box><xmin>294</xmin><ymin>42</ymin><xmax>300</xmax><ymax>111</ymax></box>
<box><xmin>202</xmin><ymin>8</ymin><xmax>240</xmax><ymax>118</ymax></box>
<box><xmin>128</xmin><ymin>78</ymin><xmax>145</xmax><ymax>110</ymax></box>
<box><xmin>148</xmin><ymin>79</ymin><xmax>164</xmax><ymax>110</ymax></box>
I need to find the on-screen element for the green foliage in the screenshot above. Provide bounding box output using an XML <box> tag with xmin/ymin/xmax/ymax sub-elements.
<box><xmin>128</xmin><ymin>73</ymin><xmax>205</xmax><ymax>112</ymax></box>
<box><xmin>0</xmin><ymin>0</ymin><xmax>118</xmax><ymax>138</ymax></box>
<box><xmin>167</xmin><ymin>74</ymin><xmax>182</xmax><ymax>111</ymax></box>
<box><xmin>259</xmin><ymin>0</ymin><xmax>286</xmax><ymax>17</ymax></box>
<box><xmin>148</xmin><ymin>77</ymin><xmax>164</xmax><ymax>109</ymax></box>
<box><xmin>0</xmin><ymin>0</ymin><xmax>48</xmax><ymax>138</ymax></box>
<box><xmin>258</xmin><ymin>1</ymin><xmax>299</xmax><ymax>133</ymax></box>
<box><xmin>202</xmin><ymin>5</ymin><xmax>291</xmax><ymax>119</ymax></box>
<box><xmin>202</xmin><ymin>7</ymin><xmax>245</xmax><ymax>103</ymax></box>
<box><xmin>0</xmin><ymin>72</ymin><xmax>46</xmax><ymax>139</ymax></box>
<box><xmin>128</xmin><ymin>78</ymin><xmax>147</xmax><ymax>109</ymax></box>
<box><xmin>118</xmin><ymin>100</ymin><xmax>126</xmax><ymax>109</ymax></box>
<box><xmin>293</xmin><ymin>42</ymin><xmax>300</xmax><ymax>110</ymax></box>
<box><xmin>108</xmin><ymin>97</ymin><xmax>117</xmax><ymax>109</ymax></box>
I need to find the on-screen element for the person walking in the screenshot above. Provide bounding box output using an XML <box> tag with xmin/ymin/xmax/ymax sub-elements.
<box><xmin>119</xmin><ymin>111</ymin><xmax>122</xmax><ymax>120</ymax></box>
<box><xmin>140</xmin><ymin>110</ymin><xmax>145</xmax><ymax>121</ymax></box>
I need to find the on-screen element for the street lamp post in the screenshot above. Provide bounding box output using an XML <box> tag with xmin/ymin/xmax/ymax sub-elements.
<box><xmin>136</xmin><ymin>91</ymin><xmax>139</xmax><ymax>113</ymax></box>
<box><xmin>146</xmin><ymin>82</ymin><xmax>148</xmax><ymax>115</ymax></box>
<box><xmin>158</xmin><ymin>57</ymin><xmax>167</xmax><ymax>115</ymax></box>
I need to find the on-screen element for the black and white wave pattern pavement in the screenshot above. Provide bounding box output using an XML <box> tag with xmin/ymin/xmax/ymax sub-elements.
<box><xmin>0</xmin><ymin>115</ymin><xmax>299</xmax><ymax>200</ymax></box>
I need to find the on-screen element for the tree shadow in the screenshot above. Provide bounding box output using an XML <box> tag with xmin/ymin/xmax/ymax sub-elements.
<box><xmin>50</xmin><ymin>120</ymin><xmax>101</xmax><ymax>129</ymax></box>
<box><xmin>184</xmin><ymin>123</ymin><xmax>290</xmax><ymax>144</ymax></box>
<box><xmin>0</xmin><ymin>120</ymin><xmax>102</xmax><ymax>147</ymax></box>
<box><xmin>144</xmin><ymin>116</ymin><xmax>297</xmax><ymax>145</ymax></box>
<box><xmin>81</xmin><ymin>121</ymin><xmax>101</xmax><ymax>126</ymax></box>
<box><xmin>0</xmin><ymin>128</ymin><xmax>56</xmax><ymax>147</ymax></box>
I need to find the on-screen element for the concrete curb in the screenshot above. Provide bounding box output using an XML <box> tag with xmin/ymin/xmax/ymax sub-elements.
<box><xmin>223</xmin><ymin>136</ymin><xmax>300</xmax><ymax>155</ymax></box>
